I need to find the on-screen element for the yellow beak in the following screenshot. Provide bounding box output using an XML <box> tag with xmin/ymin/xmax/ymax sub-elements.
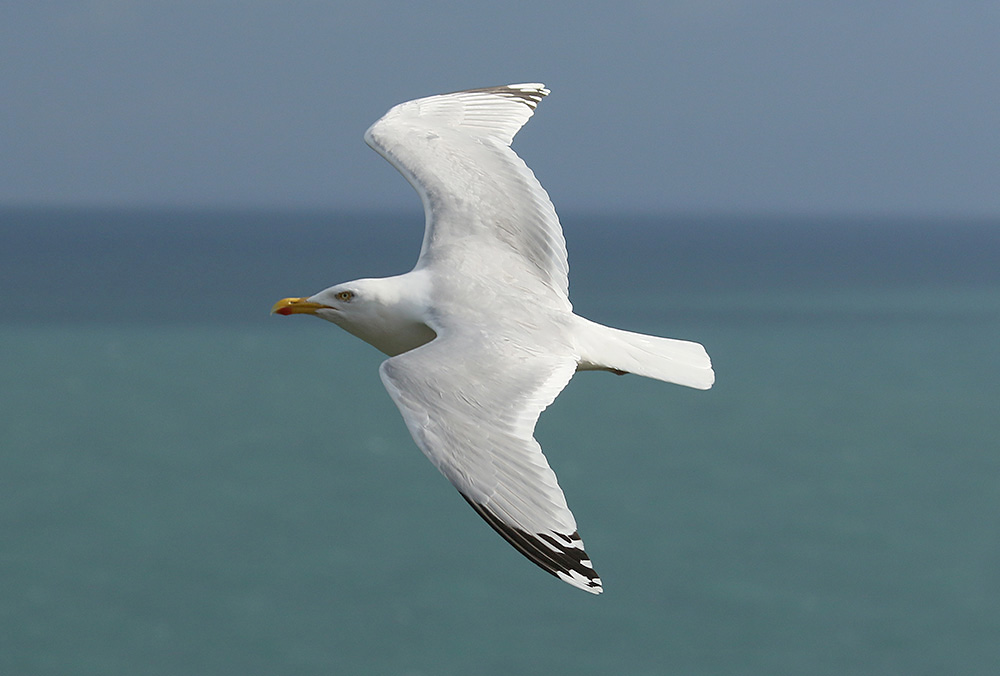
<box><xmin>271</xmin><ymin>297</ymin><xmax>327</xmax><ymax>315</ymax></box>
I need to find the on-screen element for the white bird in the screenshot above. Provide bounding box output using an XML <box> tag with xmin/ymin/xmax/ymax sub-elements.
<box><xmin>273</xmin><ymin>84</ymin><xmax>714</xmax><ymax>594</ymax></box>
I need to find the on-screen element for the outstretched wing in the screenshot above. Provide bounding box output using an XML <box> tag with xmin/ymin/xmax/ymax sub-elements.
<box><xmin>364</xmin><ymin>84</ymin><xmax>570</xmax><ymax>307</ymax></box>
<box><xmin>378</xmin><ymin>333</ymin><xmax>602</xmax><ymax>594</ymax></box>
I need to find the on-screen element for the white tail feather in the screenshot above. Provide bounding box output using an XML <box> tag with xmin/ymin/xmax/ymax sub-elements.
<box><xmin>574</xmin><ymin>317</ymin><xmax>715</xmax><ymax>390</ymax></box>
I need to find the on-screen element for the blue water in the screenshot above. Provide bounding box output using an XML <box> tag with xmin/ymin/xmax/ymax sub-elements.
<box><xmin>2</xmin><ymin>208</ymin><xmax>999</xmax><ymax>674</ymax></box>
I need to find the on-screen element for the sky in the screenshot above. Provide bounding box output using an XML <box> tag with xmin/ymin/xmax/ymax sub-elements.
<box><xmin>3</xmin><ymin>1</ymin><xmax>999</xmax><ymax>216</ymax></box>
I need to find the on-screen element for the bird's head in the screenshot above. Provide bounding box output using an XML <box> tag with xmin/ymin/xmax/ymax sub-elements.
<box><xmin>271</xmin><ymin>275</ymin><xmax>436</xmax><ymax>356</ymax></box>
<box><xmin>271</xmin><ymin>280</ymin><xmax>371</xmax><ymax>327</ymax></box>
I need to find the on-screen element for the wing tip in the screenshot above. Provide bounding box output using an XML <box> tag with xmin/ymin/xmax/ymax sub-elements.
<box><xmin>503</xmin><ymin>83</ymin><xmax>550</xmax><ymax>108</ymax></box>
<box><xmin>364</xmin><ymin>83</ymin><xmax>551</xmax><ymax>151</ymax></box>
<box><xmin>458</xmin><ymin>83</ymin><xmax>550</xmax><ymax>110</ymax></box>
<box><xmin>461</xmin><ymin>494</ymin><xmax>603</xmax><ymax>595</ymax></box>
<box><xmin>558</xmin><ymin>569</ymin><xmax>604</xmax><ymax>595</ymax></box>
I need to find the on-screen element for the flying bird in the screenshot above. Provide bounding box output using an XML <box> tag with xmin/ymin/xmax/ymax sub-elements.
<box><xmin>272</xmin><ymin>84</ymin><xmax>714</xmax><ymax>594</ymax></box>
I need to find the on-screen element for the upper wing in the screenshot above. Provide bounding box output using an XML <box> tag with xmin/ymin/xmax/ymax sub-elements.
<box><xmin>364</xmin><ymin>84</ymin><xmax>570</xmax><ymax>306</ymax></box>
<box><xmin>378</xmin><ymin>334</ymin><xmax>602</xmax><ymax>594</ymax></box>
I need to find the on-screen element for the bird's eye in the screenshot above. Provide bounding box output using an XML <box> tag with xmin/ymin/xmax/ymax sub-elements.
<box><xmin>336</xmin><ymin>291</ymin><xmax>354</xmax><ymax>302</ymax></box>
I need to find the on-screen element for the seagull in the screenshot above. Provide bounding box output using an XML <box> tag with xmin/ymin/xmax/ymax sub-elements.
<box><xmin>272</xmin><ymin>84</ymin><xmax>714</xmax><ymax>594</ymax></box>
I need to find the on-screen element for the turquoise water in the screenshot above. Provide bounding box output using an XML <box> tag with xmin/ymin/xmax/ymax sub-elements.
<box><xmin>2</xmin><ymin>209</ymin><xmax>999</xmax><ymax>674</ymax></box>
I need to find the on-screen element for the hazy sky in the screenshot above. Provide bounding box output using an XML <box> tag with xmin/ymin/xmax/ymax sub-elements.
<box><xmin>3</xmin><ymin>1</ymin><xmax>999</xmax><ymax>216</ymax></box>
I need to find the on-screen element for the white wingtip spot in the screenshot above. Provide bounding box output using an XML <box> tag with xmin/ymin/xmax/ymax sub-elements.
<box><xmin>557</xmin><ymin>570</ymin><xmax>604</xmax><ymax>595</ymax></box>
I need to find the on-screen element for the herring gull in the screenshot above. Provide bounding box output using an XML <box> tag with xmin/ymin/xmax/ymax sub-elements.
<box><xmin>272</xmin><ymin>84</ymin><xmax>714</xmax><ymax>594</ymax></box>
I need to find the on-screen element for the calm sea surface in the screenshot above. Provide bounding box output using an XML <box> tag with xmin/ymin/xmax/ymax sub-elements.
<box><xmin>2</xmin><ymin>208</ymin><xmax>999</xmax><ymax>675</ymax></box>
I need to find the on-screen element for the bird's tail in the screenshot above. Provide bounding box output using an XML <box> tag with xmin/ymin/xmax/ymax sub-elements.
<box><xmin>574</xmin><ymin>317</ymin><xmax>714</xmax><ymax>390</ymax></box>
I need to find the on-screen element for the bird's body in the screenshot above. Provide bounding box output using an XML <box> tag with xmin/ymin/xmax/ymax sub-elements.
<box><xmin>273</xmin><ymin>84</ymin><xmax>714</xmax><ymax>594</ymax></box>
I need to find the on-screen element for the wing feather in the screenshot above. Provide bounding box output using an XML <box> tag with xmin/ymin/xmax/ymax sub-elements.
<box><xmin>378</xmin><ymin>335</ymin><xmax>602</xmax><ymax>594</ymax></box>
<box><xmin>364</xmin><ymin>84</ymin><xmax>570</xmax><ymax>306</ymax></box>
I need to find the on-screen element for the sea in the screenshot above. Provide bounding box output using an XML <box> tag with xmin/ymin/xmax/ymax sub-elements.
<box><xmin>2</xmin><ymin>207</ymin><xmax>998</xmax><ymax>675</ymax></box>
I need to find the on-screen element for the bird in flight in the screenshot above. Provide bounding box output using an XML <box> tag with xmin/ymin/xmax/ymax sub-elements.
<box><xmin>273</xmin><ymin>84</ymin><xmax>714</xmax><ymax>594</ymax></box>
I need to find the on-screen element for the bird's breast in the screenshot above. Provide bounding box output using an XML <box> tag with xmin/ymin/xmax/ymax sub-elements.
<box><xmin>343</xmin><ymin>315</ymin><xmax>438</xmax><ymax>357</ymax></box>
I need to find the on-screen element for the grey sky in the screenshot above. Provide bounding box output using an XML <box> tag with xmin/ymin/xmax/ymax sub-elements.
<box><xmin>3</xmin><ymin>1</ymin><xmax>999</xmax><ymax>216</ymax></box>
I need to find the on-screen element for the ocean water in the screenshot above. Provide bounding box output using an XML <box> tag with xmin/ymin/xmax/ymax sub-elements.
<box><xmin>2</xmin><ymin>208</ymin><xmax>998</xmax><ymax>675</ymax></box>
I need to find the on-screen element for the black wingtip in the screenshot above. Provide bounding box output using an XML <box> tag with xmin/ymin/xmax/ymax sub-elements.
<box><xmin>456</xmin><ymin>84</ymin><xmax>549</xmax><ymax>110</ymax></box>
<box><xmin>460</xmin><ymin>494</ymin><xmax>603</xmax><ymax>594</ymax></box>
